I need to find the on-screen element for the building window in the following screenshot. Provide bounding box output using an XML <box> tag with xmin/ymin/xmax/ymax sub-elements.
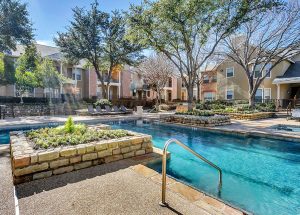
<box><xmin>226</xmin><ymin>89</ymin><xmax>234</xmax><ymax>100</ymax></box>
<box><xmin>203</xmin><ymin>75</ymin><xmax>209</xmax><ymax>84</ymax></box>
<box><xmin>265</xmin><ymin>63</ymin><xmax>272</xmax><ymax>78</ymax></box>
<box><xmin>264</xmin><ymin>88</ymin><xmax>271</xmax><ymax>100</ymax></box>
<box><xmin>254</xmin><ymin>65</ymin><xmax>262</xmax><ymax>78</ymax></box>
<box><xmin>212</xmin><ymin>75</ymin><xmax>217</xmax><ymax>82</ymax></box>
<box><xmin>73</xmin><ymin>68</ymin><xmax>82</xmax><ymax>81</ymax></box>
<box><xmin>254</xmin><ymin>63</ymin><xmax>272</xmax><ymax>78</ymax></box>
<box><xmin>226</xmin><ymin>67</ymin><xmax>234</xmax><ymax>78</ymax></box>
<box><xmin>255</xmin><ymin>88</ymin><xmax>263</xmax><ymax>102</ymax></box>
<box><xmin>67</xmin><ymin>68</ymin><xmax>73</xmax><ymax>79</ymax></box>
<box><xmin>147</xmin><ymin>91</ymin><xmax>150</xmax><ymax>97</ymax></box>
<box><xmin>204</xmin><ymin>92</ymin><xmax>215</xmax><ymax>101</ymax></box>
<box><xmin>168</xmin><ymin>78</ymin><xmax>172</xmax><ymax>87</ymax></box>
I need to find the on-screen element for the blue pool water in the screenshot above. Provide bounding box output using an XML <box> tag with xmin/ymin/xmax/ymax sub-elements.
<box><xmin>0</xmin><ymin>131</ymin><xmax>10</xmax><ymax>144</ymax></box>
<box><xmin>108</xmin><ymin>120</ymin><xmax>300</xmax><ymax>215</ymax></box>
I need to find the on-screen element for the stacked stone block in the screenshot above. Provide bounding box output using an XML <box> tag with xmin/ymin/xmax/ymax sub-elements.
<box><xmin>162</xmin><ymin>115</ymin><xmax>231</xmax><ymax>127</ymax></box>
<box><xmin>11</xmin><ymin>131</ymin><xmax>153</xmax><ymax>184</ymax></box>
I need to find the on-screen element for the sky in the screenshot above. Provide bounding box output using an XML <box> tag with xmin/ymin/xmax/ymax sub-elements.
<box><xmin>20</xmin><ymin>0</ymin><xmax>142</xmax><ymax>47</ymax></box>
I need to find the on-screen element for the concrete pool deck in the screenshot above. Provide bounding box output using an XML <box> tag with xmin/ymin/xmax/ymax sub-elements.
<box><xmin>0</xmin><ymin>114</ymin><xmax>299</xmax><ymax>141</ymax></box>
<box><xmin>0</xmin><ymin>145</ymin><xmax>244</xmax><ymax>215</ymax></box>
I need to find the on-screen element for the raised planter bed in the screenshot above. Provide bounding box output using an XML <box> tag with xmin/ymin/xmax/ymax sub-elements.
<box><xmin>10</xmin><ymin>124</ymin><xmax>153</xmax><ymax>184</ymax></box>
<box><xmin>161</xmin><ymin>115</ymin><xmax>231</xmax><ymax>127</ymax></box>
<box><xmin>226</xmin><ymin>112</ymin><xmax>275</xmax><ymax>120</ymax></box>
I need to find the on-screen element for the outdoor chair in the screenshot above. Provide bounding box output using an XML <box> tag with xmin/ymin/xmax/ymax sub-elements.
<box><xmin>120</xmin><ymin>105</ymin><xmax>133</xmax><ymax>114</ymax></box>
<box><xmin>291</xmin><ymin>109</ymin><xmax>300</xmax><ymax>121</ymax></box>
<box><xmin>112</xmin><ymin>105</ymin><xmax>125</xmax><ymax>114</ymax></box>
<box><xmin>87</xmin><ymin>105</ymin><xmax>98</xmax><ymax>115</ymax></box>
<box><xmin>95</xmin><ymin>106</ymin><xmax>103</xmax><ymax>114</ymax></box>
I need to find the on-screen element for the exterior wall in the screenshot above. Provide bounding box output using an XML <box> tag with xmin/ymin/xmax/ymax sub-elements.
<box><xmin>216</xmin><ymin>60</ymin><xmax>292</xmax><ymax>100</ymax></box>
<box><xmin>200</xmin><ymin>71</ymin><xmax>217</xmax><ymax>100</ymax></box>
<box><xmin>0</xmin><ymin>85</ymin><xmax>15</xmax><ymax>97</ymax></box>
<box><xmin>120</xmin><ymin>69</ymin><xmax>132</xmax><ymax>98</ymax></box>
<box><xmin>89</xmin><ymin>68</ymin><xmax>97</xmax><ymax>98</ymax></box>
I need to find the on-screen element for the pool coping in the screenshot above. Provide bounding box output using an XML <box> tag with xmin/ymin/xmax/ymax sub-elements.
<box><xmin>158</xmin><ymin>120</ymin><xmax>300</xmax><ymax>143</ymax></box>
<box><xmin>132</xmin><ymin>160</ymin><xmax>251</xmax><ymax>215</ymax></box>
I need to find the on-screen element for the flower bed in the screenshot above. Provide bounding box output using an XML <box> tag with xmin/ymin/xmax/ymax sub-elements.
<box><xmin>10</xmin><ymin>121</ymin><xmax>153</xmax><ymax>184</ymax></box>
<box><xmin>161</xmin><ymin>114</ymin><xmax>231</xmax><ymax>127</ymax></box>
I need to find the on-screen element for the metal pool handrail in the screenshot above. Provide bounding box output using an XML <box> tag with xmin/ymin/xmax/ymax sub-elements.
<box><xmin>159</xmin><ymin>138</ymin><xmax>223</xmax><ymax>207</ymax></box>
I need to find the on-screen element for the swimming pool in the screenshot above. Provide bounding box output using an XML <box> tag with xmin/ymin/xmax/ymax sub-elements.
<box><xmin>108</xmin><ymin>120</ymin><xmax>300</xmax><ymax>215</ymax></box>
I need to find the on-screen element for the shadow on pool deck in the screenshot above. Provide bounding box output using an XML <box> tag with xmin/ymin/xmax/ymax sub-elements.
<box><xmin>15</xmin><ymin>154</ymin><xmax>212</xmax><ymax>215</ymax></box>
<box><xmin>15</xmin><ymin>154</ymin><xmax>157</xmax><ymax>199</ymax></box>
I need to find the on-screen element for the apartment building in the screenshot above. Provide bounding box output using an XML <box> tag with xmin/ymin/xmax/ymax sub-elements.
<box><xmin>122</xmin><ymin>65</ymin><xmax>182</xmax><ymax>102</ymax></box>
<box><xmin>200</xmin><ymin>54</ymin><xmax>300</xmax><ymax>105</ymax></box>
<box><xmin>0</xmin><ymin>43</ymin><xmax>124</xmax><ymax>100</ymax></box>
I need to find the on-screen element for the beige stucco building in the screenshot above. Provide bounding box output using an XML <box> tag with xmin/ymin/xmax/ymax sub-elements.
<box><xmin>208</xmin><ymin>54</ymin><xmax>300</xmax><ymax>106</ymax></box>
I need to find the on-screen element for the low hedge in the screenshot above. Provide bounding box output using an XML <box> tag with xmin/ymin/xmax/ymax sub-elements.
<box><xmin>196</xmin><ymin>100</ymin><xmax>276</xmax><ymax>113</ymax></box>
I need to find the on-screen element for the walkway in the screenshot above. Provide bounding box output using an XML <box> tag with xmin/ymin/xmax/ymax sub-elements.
<box><xmin>0</xmin><ymin>150</ymin><xmax>244</xmax><ymax>215</ymax></box>
<box><xmin>0</xmin><ymin>145</ymin><xmax>15</xmax><ymax>215</ymax></box>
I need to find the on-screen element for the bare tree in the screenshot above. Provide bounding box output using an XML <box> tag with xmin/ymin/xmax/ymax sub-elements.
<box><xmin>223</xmin><ymin>1</ymin><xmax>300</xmax><ymax>106</ymax></box>
<box><xmin>138</xmin><ymin>54</ymin><xmax>174</xmax><ymax>109</ymax></box>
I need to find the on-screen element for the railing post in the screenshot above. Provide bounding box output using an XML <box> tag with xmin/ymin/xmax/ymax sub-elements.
<box><xmin>159</xmin><ymin>138</ymin><xmax>222</xmax><ymax>207</ymax></box>
<box><xmin>159</xmin><ymin>147</ymin><xmax>168</xmax><ymax>206</ymax></box>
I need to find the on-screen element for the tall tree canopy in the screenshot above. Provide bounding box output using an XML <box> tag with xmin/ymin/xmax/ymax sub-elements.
<box><xmin>0</xmin><ymin>0</ymin><xmax>33</xmax><ymax>52</ymax></box>
<box><xmin>36</xmin><ymin>58</ymin><xmax>68</xmax><ymax>103</ymax></box>
<box><xmin>127</xmin><ymin>0</ymin><xmax>282</xmax><ymax>110</ymax></box>
<box><xmin>223</xmin><ymin>1</ymin><xmax>300</xmax><ymax>106</ymax></box>
<box><xmin>55</xmin><ymin>1</ymin><xmax>143</xmax><ymax>99</ymax></box>
<box><xmin>0</xmin><ymin>53</ymin><xmax>15</xmax><ymax>85</ymax></box>
<box><xmin>15</xmin><ymin>45</ymin><xmax>40</xmax><ymax>103</ymax></box>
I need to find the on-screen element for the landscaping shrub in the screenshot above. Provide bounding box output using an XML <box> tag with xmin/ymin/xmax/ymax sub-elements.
<box><xmin>159</xmin><ymin>104</ymin><xmax>177</xmax><ymax>111</ymax></box>
<box><xmin>64</xmin><ymin>116</ymin><xmax>75</xmax><ymax>133</ymax></box>
<box><xmin>94</xmin><ymin>99</ymin><xmax>112</xmax><ymax>108</ymax></box>
<box><xmin>196</xmin><ymin>100</ymin><xmax>276</xmax><ymax>113</ymax></box>
<box><xmin>26</xmin><ymin>118</ymin><xmax>131</xmax><ymax>149</ymax></box>
<box><xmin>176</xmin><ymin>109</ymin><xmax>214</xmax><ymax>116</ymax></box>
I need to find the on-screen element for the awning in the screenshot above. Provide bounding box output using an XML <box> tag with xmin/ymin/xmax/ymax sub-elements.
<box><xmin>272</xmin><ymin>77</ymin><xmax>300</xmax><ymax>84</ymax></box>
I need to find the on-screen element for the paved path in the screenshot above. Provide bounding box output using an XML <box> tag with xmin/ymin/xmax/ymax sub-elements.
<box><xmin>0</xmin><ymin>145</ymin><xmax>15</xmax><ymax>215</ymax></box>
<box><xmin>16</xmin><ymin>158</ymin><xmax>211</xmax><ymax>215</ymax></box>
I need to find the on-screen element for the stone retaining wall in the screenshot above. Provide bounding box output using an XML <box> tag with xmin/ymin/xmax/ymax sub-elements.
<box><xmin>10</xmin><ymin>126</ymin><xmax>153</xmax><ymax>184</ymax></box>
<box><xmin>161</xmin><ymin>115</ymin><xmax>231</xmax><ymax>127</ymax></box>
<box><xmin>227</xmin><ymin>112</ymin><xmax>275</xmax><ymax>120</ymax></box>
<box><xmin>2</xmin><ymin>103</ymin><xmax>68</xmax><ymax>118</ymax></box>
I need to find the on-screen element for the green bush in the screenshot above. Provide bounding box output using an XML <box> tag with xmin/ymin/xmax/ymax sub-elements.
<box><xmin>94</xmin><ymin>99</ymin><xmax>112</xmax><ymax>108</ymax></box>
<box><xmin>64</xmin><ymin>116</ymin><xmax>75</xmax><ymax>133</ymax></box>
<box><xmin>176</xmin><ymin>109</ymin><xmax>214</xmax><ymax>116</ymax></box>
<box><xmin>195</xmin><ymin>99</ymin><xmax>276</xmax><ymax>113</ymax></box>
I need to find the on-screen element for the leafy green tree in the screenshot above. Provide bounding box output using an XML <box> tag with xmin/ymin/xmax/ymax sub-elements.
<box><xmin>0</xmin><ymin>0</ymin><xmax>33</xmax><ymax>52</ymax></box>
<box><xmin>55</xmin><ymin>1</ymin><xmax>143</xmax><ymax>99</ymax></box>
<box><xmin>0</xmin><ymin>53</ymin><xmax>16</xmax><ymax>85</ymax></box>
<box><xmin>15</xmin><ymin>45</ymin><xmax>40</xmax><ymax>103</ymax></box>
<box><xmin>127</xmin><ymin>0</ymin><xmax>282</xmax><ymax>110</ymax></box>
<box><xmin>36</xmin><ymin>58</ymin><xmax>68</xmax><ymax>103</ymax></box>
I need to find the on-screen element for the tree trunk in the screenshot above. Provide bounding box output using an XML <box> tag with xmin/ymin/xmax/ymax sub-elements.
<box><xmin>197</xmin><ymin>81</ymin><xmax>200</xmax><ymax>102</ymax></box>
<box><xmin>187</xmin><ymin>84</ymin><xmax>194</xmax><ymax>111</ymax></box>
<box><xmin>49</xmin><ymin>88</ymin><xmax>52</xmax><ymax>104</ymax></box>
<box><xmin>100</xmin><ymin>84</ymin><xmax>107</xmax><ymax>99</ymax></box>
<box><xmin>249</xmin><ymin>94</ymin><xmax>255</xmax><ymax>107</ymax></box>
